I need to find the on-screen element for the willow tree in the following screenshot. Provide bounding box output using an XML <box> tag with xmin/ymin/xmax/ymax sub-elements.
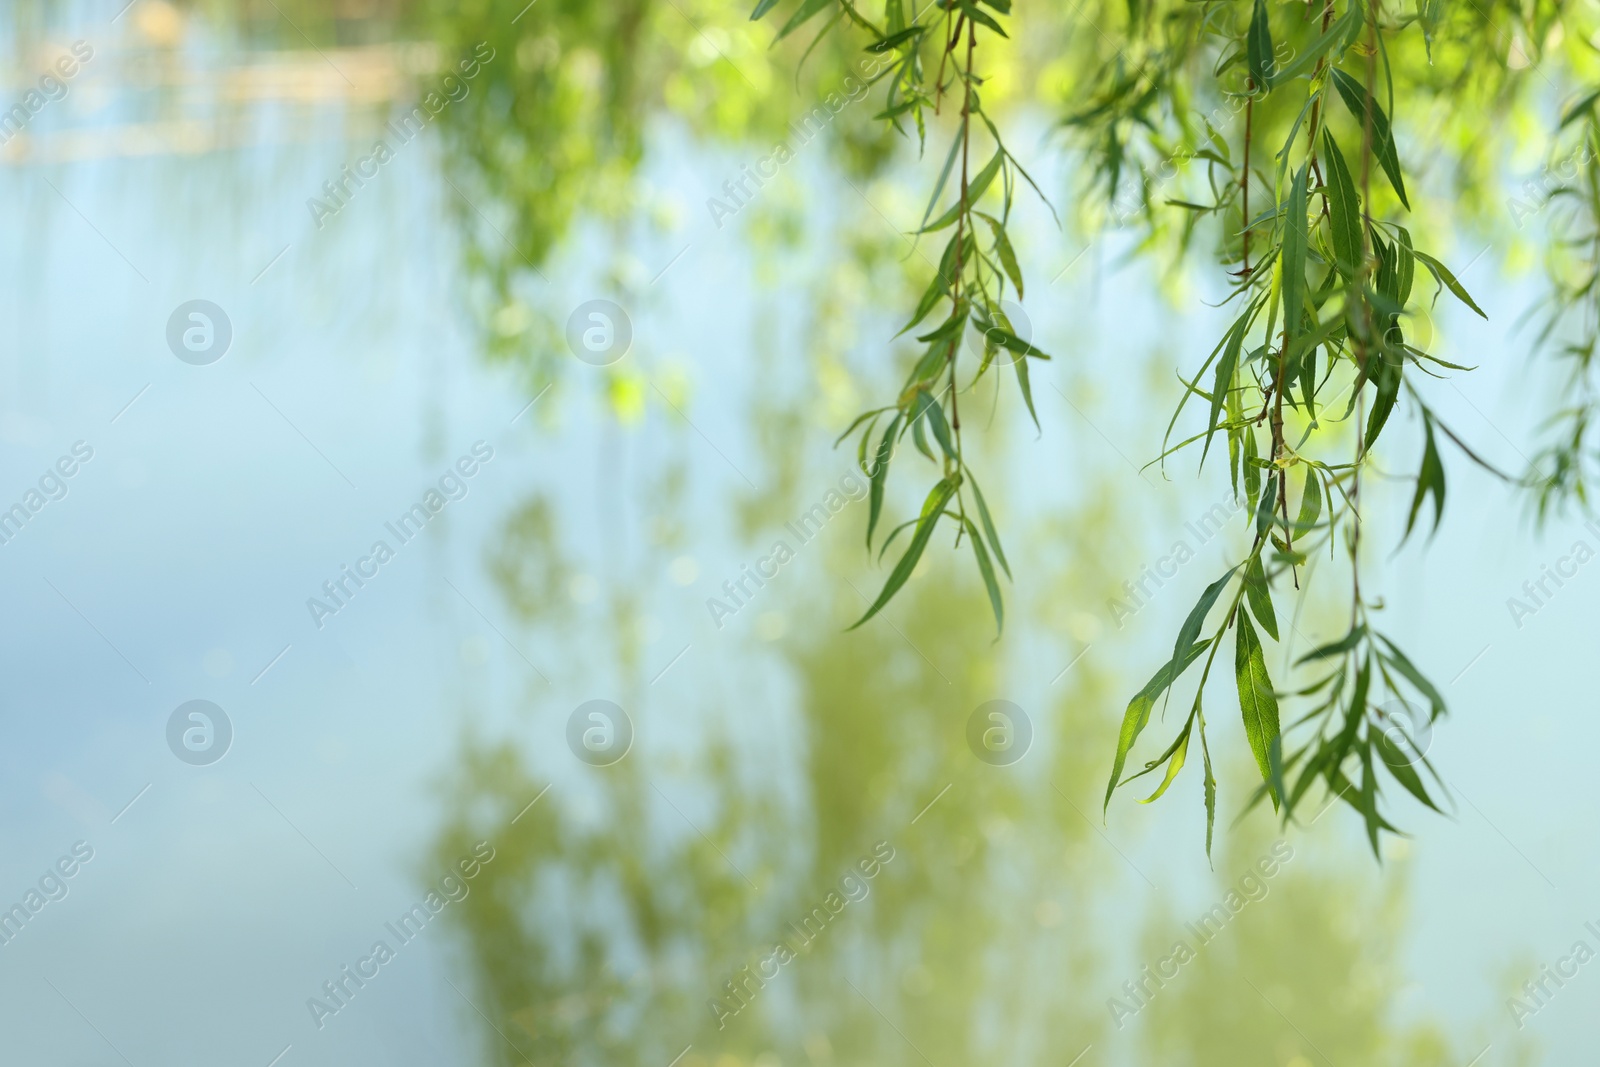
<box><xmin>752</xmin><ymin>0</ymin><xmax>1589</xmax><ymax>855</ymax></box>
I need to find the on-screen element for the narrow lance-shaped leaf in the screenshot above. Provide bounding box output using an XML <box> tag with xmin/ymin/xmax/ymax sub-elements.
<box><xmin>1297</xmin><ymin>623</ymin><xmax>1366</xmax><ymax>665</ymax></box>
<box><xmin>1294</xmin><ymin>467</ymin><xmax>1322</xmax><ymax>536</ymax></box>
<box><xmin>1271</xmin><ymin>0</ymin><xmax>1361</xmax><ymax>84</ymax></box>
<box><xmin>921</xmin><ymin>150</ymin><xmax>1004</xmax><ymax>232</ymax></box>
<box><xmin>1243</xmin><ymin>427</ymin><xmax>1262</xmax><ymax>515</ymax></box>
<box><xmin>1376</xmin><ymin>633</ymin><xmax>1447</xmax><ymax>720</ymax></box>
<box><xmin>978</xmin><ymin>212</ymin><xmax>1024</xmax><ymax>298</ymax></box>
<box><xmin>918</xmin><ymin>124</ymin><xmax>965</xmax><ymax>234</ymax></box>
<box><xmin>1246</xmin><ymin>0</ymin><xmax>1275</xmax><ymax>89</ymax></box>
<box><xmin>1375</xmin><ymin>726</ymin><xmax>1442</xmax><ymax>812</ymax></box>
<box><xmin>1359</xmin><ymin>738</ymin><xmax>1383</xmax><ymax>858</ymax></box>
<box><xmin>966</xmin><ymin>473</ymin><xmax>1010</xmax><ymax>578</ymax></box>
<box><xmin>1198</xmin><ymin>711</ymin><xmax>1218</xmax><ymax>857</ymax></box>
<box><xmin>1281</xmin><ymin>162</ymin><xmax>1309</xmax><ymax>359</ymax></box>
<box><xmin>1244</xmin><ymin>553</ymin><xmax>1279</xmax><ymax>640</ymax></box>
<box><xmin>1403</xmin><ymin>415</ymin><xmax>1446</xmax><ymax>542</ymax></box>
<box><xmin>1395</xmin><ymin>226</ymin><xmax>1415</xmax><ymax>305</ymax></box>
<box><xmin>1234</xmin><ymin>610</ymin><xmax>1283</xmax><ymax>809</ymax></box>
<box><xmin>1014</xmin><ymin>346</ymin><xmax>1040</xmax><ymax>431</ymax></box>
<box><xmin>1104</xmin><ymin>642</ymin><xmax>1210</xmax><ymax>814</ymax></box>
<box><xmin>850</xmin><ymin>476</ymin><xmax>956</xmax><ymax>629</ymax></box>
<box><xmin>1203</xmin><ymin>315</ymin><xmax>1247</xmax><ymax>468</ymax></box>
<box><xmin>1255</xmin><ymin>472</ymin><xmax>1278</xmax><ymax>541</ymax></box>
<box><xmin>773</xmin><ymin>0</ymin><xmax>835</xmax><ymax>42</ymax></box>
<box><xmin>1163</xmin><ymin>567</ymin><xmax>1239</xmax><ymax>715</ymax></box>
<box><xmin>1322</xmin><ymin>131</ymin><xmax>1362</xmax><ymax>279</ymax></box>
<box><xmin>964</xmin><ymin>516</ymin><xmax>1004</xmax><ymax>636</ymax></box>
<box><xmin>1138</xmin><ymin>718</ymin><xmax>1192</xmax><ymax>804</ymax></box>
<box><xmin>866</xmin><ymin>414</ymin><xmax>899</xmax><ymax>548</ymax></box>
<box><xmin>1331</xmin><ymin>69</ymin><xmax>1410</xmax><ymax>209</ymax></box>
<box><xmin>1413</xmin><ymin>249</ymin><xmax>1488</xmax><ymax>318</ymax></box>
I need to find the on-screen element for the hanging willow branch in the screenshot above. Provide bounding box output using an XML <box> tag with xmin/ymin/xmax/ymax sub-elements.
<box><xmin>757</xmin><ymin>0</ymin><xmax>1050</xmax><ymax>642</ymax></box>
<box><xmin>757</xmin><ymin>0</ymin><xmax>1498</xmax><ymax>858</ymax></box>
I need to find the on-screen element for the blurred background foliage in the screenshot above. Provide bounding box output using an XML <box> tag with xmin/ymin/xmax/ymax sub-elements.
<box><xmin>1</xmin><ymin>0</ymin><xmax>1578</xmax><ymax>1063</ymax></box>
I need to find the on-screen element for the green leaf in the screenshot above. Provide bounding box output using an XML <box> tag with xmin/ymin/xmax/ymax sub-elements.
<box><xmin>1244</xmin><ymin>553</ymin><xmax>1279</xmax><ymax>640</ymax></box>
<box><xmin>750</xmin><ymin>0</ymin><xmax>782</xmax><ymax>19</ymax></box>
<box><xmin>918</xmin><ymin>126</ymin><xmax>965</xmax><ymax>234</ymax></box>
<box><xmin>1203</xmin><ymin>315</ymin><xmax>1247</xmax><ymax>468</ymax></box>
<box><xmin>1243</xmin><ymin>427</ymin><xmax>1262</xmax><ymax>515</ymax></box>
<box><xmin>1364</xmin><ymin>353</ymin><xmax>1401</xmax><ymax>450</ymax></box>
<box><xmin>1271</xmin><ymin>0</ymin><xmax>1361</xmax><ymax>83</ymax></box>
<box><xmin>1014</xmin><ymin>346</ymin><xmax>1040</xmax><ymax>431</ymax></box>
<box><xmin>1331</xmin><ymin>68</ymin><xmax>1410</xmax><ymax>209</ymax></box>
<box><xmin>1322</xmin><ymin>131</ymin><xmax>1362</xmax><ymax>279</ymax></box>
<box><xmin>1199</xmin><ymin>713</ymin><xmax>1217</xmax><ymax>856</ymax></box>
<box><xmin>1282</xmin><ymin>162</ymin><xmax>1309</xmax><ymax>359</ymax></box>
<box><xmin>964</xmin><ymin>516</ymin><xmax>1004</xmax><ymax>636</ymax></box>
<box><xmin>967</xmin><ymin>472</ymin><xmax>1010</xmax><ymax>578</ymax></box>
<box><xmin>1375</xmin><ymin>729</ymin><xmax>1442</xmax><ymax>812</ymax></box>
<box><xmin>1104</xmin><ymin>641</ymin><xmax>1210</xmax><ymax>813</ymax></box>
<box><xmin>774</xmin><ymin>0</ymin><xmax>835</xmax><ymax>41</ymax></box>
<box><xmin>920</xmin><ymin>151</ymin><xmax>1003</xmax><ymax>233</ymax></box>
<box><xmin>911</xmin><ymin>404</ymin><xmax>934</xmax><ymax>459</ymax></box>
<box><xmin>913</xmin><ymin>389</ymin><xmax>956</xmax><ymax>459</ymax></box>
<box><xmin>1159</xmin><ymin>566</ymin><xmax>1238</xmax><ymax>723</ymax></box>
<box><xmin>866</xmin><ymin>414</ymin><xmax>900</xmax><ymax>548</ymax></box>
<box><xmin>1375</xmin><ymin>633</ymin><xmax>1446</xmax><ymax>720</ymax></box>
<box><xmin>1395</xmin><ymin>226</ymin><xmax>1415</xmax><ymax>306</ymax></box>
<box><xmin>1235</xmin><ymin>611</ymin><xmax>1283</xmax><ymax>809</ymax></box>
<box><xmin>850</xmin><ymin>477</ymin><xmax>958</xmax><ymax>629</ymax></box>
<box><xmin>987</xmin><ymin>327</ymin><xmax>1049</xmax><ymax>360</ymax></box>
<box><xmin>1246</xmin><ymin>0</ymin><xmax>1275</xmax><ymax>88</ymax></box>
<box><xmin>1296</xmin><ymin>623</ymin><xmax>1366</xmax><ymax>665</ymax></box>
<box><xmin>1288</xmin><ymin>743</ymin><xmax>1331</xmax><ymax>813</ymax></box>
<box><xmin>899</xmin><ymin>270</ymin><xmax>949</xmax><ymax>336</ymax></box>
<box><xmin>1294</xmin><ymin>467</ymin><xmax>1322</xmax><ymax>535</ymax></box>
<box><xmin>867</xmin><ymin>26</ymin><xmax>924</xmax><ymax>51</ymax></box>
<box><xmin>1359</xmin><ymin>739</ymin><xmax>1382</xmax><ymax>857</ymax></box>
<box><xmin>978</xmin><ymin>212</ymin><xmax>1024</xmax><ymax>297</ymax></box>
<box><xmin>960</xmin><ymin>0</ymin><xmax>1008</xmax><ymax>37</ymax></box>
<box><xmin>1138</xmin><ymin>719</ymin><xmax>1192</xmax><ymax>804</ymax></box>
<box><xmin>1419</xmin><ymin>0</ymin><xmax>1443</xmax><ymax>61</ymax></box>
<box><xmin>1255</xmin><ymin>472</ymin><xmax>1278</xmax><ymax>541</ymax></box>
<box><xmin>1403</xmin><ymin>415</ymin><xmax>1446</xmax><ymax>542</ymax></box>
<box><xmin>1413</xmin><ymin>249</ymin><xmax>1488</xmax><ymax>318</ymax></box>
<box><xmin>1561</xmin><ymin>87</ymin><xmax>1600</xmax><ymax>128</ymax></box>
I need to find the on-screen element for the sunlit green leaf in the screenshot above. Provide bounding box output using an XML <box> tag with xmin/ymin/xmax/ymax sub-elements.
<box><xmin>1331</xmin><ymin>68</ymin><xmax>1410</xmax><ymax>209</ymax></box>
<box><xmin>1105</xmin><ymin>642</ymin><xmax>1209</xmax><ymax>814</ymax></box>
<box><xmin>1244</xmin><ymin>553</ymin><xmax>1279</xmax><ymax>640</ymax></box>
<box><xmin>1235</xmin><ymin>610</ymin><xmax>1283</xmax><ymax>808</ymax></box>
<box><xmin>850</xmin><ymin>477</ymin><xmax>958</xmax><ymax>629</ymax></box>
